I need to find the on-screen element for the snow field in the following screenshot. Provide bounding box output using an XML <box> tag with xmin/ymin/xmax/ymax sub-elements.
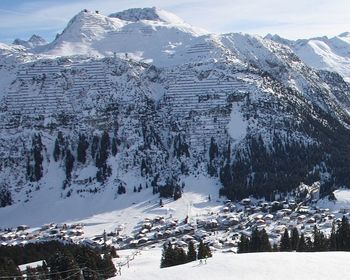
<box><xmin>114</xmin><ymin>247</ymin><xmax>350</xmax><ymax>280</ymax></box>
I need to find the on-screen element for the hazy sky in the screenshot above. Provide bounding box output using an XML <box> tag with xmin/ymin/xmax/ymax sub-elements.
<box><xmin>0</xmin><ymin>0</ymin><xmax>349</xmax><ymax>43</ymax></box>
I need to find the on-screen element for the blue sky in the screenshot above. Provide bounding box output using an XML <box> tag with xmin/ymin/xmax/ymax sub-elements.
<box><xmin>0</xmin><ymin>0</ymin><xmax>349</xmax><ymax>43</ymax></box>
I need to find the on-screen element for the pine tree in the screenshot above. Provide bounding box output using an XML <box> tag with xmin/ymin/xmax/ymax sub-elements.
<box><xmin>77</xmin><ymin>134</ymin><xmax>89</xmax><ymax>164</ymax></box>
<box><xmin>96</xmin><ymin>131</ymin><xmax>111</xmax><ymax>182</ymax></box>
<box><xmin>197</xmin><ymin>240</ymin><xmax>211</xmax><ymax>259</ymax></box>
<box><xmin>65</xmin><ymin>148</ymin><xmax>75</xmax><ymax>180</ymax></box>
<box><xmin>209</xmin><ymin>137</ymin><xmax>218</xmax><ymax>162</ymax></box>
<box><xmin>297</xmin><ymin>234</ymin><xmax>306</xmax><ymax>252</ymax></box>
<box><xmin>117</xmin><ymin>184</ymin><xmax>126</xmax><ymax>195</ymax></box>
<box><xmin>0</xmin><ymin>257</ymin><xmax>21</xmax><ymax>278</ymax></box>
<box><xmin>160</xmin><ymin>242</ymin><xmax>171</xmax><ymax>268</ymax></box>
<box><xmin>30</xmin><ymin>134</ymin><xmax>44</xmax><ymax>182</ymax></box>
<box><xmin>173</xmin><ymin>185</ymin><xmax>182</xmax><ymax>200</ymax></box>
<box><xmin>260</xmin><ymin>229</ymin><xmax>272</xmax><ymax>252</ymax></box>
<box><xmin>337</xmin><ymin>216</ymin><xmax>350</xmax><ymax>250</ymax></box>
<box><xmin>99</xmin><ymin>253</ymin><xmax>116</xmax><ymax>278</ymax></box>
<box><xmin>313</xmin><ymin>225</ymin><xmax>327</xmax><ymax>251</ymax></box>
<box><xmin>160</xmin><ymin>242</ymin><xmax>186</xmax><ymax>268</ymax></box>
<box><xmin>329</xmin><ymin>222</ymin><xmax>337</xmax><ymax>251</ymax></box>
<box><xmin>187</xmin><ymin>241</ymin><xmax>197</xmax><ymax>262</ymax></box>
<box><xmin>238</xmin><ymin>235</ymin><xmax>250</xmax><ymax>253</ymax></box>
<box><xmin>0</xmin><ymin>184</ymin><xmax>12</xmax><ymax>208</ymax></box>
<box><xmin>291</xmin><ymin>227</ymin><xmax>299</xmax><ymax>251</ymax></box>
<box><xmin>49</xmin><ymin>252</ymin><xmax>80</xmax><ymax>280</ymax></box>
<box><xmin>249</xmin><ymin>227</ymin><xmax>260</xmax><ymax>252</ymax></box>
<box><xmin>280</xmin><ymin>228</ymin><xmax>291</xmax><ymax>251</ymax></box>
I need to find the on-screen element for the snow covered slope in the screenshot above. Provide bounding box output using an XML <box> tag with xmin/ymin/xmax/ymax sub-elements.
<box><xmin>267</xmin><ymin>32</ymin><xmax>350</xmax><ymax>82</ymax></box>
<box><xmin>0</xmin><ymin>174</ymin><xmax>222</xmax><ymax>234</ymax></box>
<box><xmin>117</xmin><ymin>248</ymin><xmax>350</xmax><ymax>280</ymax></box>
<box><xmin>38</xmin><ymin>8</ymin><xmax>208</xmax><ymax>66</ymax></box>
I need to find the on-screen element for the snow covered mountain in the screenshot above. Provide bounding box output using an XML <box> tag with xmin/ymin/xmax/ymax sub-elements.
<box><xmin>13</xmin><ymin>34</ymin><xmax>47</xmax><ymax>49</ymax></box>
<box><xmin>266</xmin><ymin>32</ymin><xmax>350</xmax><ymax>82</ymax></box>
<box><xmin>38</xmin><ymin>8</ymin><xmax>208</xmax><ymax>65</ymax></box>
<box><xmin>1</xmin><ymin>7</ymin><xmax>350</xmax><ymax>224</ymax></box>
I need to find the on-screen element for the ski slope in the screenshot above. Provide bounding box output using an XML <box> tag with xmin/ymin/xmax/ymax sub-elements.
<box><xmin>115</xmin><ymin>247</ymin><xmax>350</xmax><ymax>280</ymax></box>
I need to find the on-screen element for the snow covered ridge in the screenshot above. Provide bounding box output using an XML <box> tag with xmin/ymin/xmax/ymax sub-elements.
<box><xmin>13</xmin><ymin>35</ymin><xmax>47</xmax><ymax>49</ymax></box>
<box><xmin>109</xmin><ymin>7</ymin><xmax>185</xmax><ymax>25</ymax></box>
<box><xmin>266</xmin><ymin>32</ymin><xmax>350</xmax><ymax>82</ymax></box>
<box><xmin>1</xmin><ymin>7</ymin><xmax>350</xmax><ymax>217</ymax></box>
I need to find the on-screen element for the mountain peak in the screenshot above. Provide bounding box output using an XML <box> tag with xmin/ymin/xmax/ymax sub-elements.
<box><xmin>109</xmin><ymin>7</ymin><xmax>185</xmax><ymax>24</ymax></box>
<box><xmin>13</xmin><ymin>34</ymin><xmax>47</xmax><ymax>49</ymax></box>
<box><xmin>339</xmin><ymin>32</ymin><xmax>350</xmax><ymax>38</ymax></box>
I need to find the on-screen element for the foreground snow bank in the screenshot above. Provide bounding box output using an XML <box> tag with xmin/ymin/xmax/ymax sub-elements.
<box><xmin>116</xmin><ymin>248</ymin><xmax>350</xmax><ymax>280</ymax></box>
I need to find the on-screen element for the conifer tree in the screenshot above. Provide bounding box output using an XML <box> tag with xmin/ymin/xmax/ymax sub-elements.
<box><xmin>238</xmin><ymin>235</ymin><xmax>250</xmax><ymax>253</ymax></box>
<box><xmin>260</xmin><ymin>229</ymin><xmax>272</xmax><ymax>252</ymax></box>
<box><xmin>0</xmin><ymin>257</ymin><xmax>21</xmax><ymax>278</ymax></box>
<box><xmin>313</xmin><ymin>225</ymin><xmax>327</xmax><ymax>251</ymax></box>
<box><xmin>291</xmin><ymin>227</ymin><xmax>299</xmax><ymax>251</ymax></box>
<box><xmin>98</xmin><ymin>253</ymin><xmax>116</xmax><ymax>278</ymax></box>
<box><xmin>0</xmin><ymin>185</ymin><xmax>12</xmax><ymax>208</ymax></box>
<box><xmin>49</xmin><ymin>252</ymin><xmax>80</xmax><ymax>280</ymax></box>
<box><xmin>297</xmin><ymin>234</ymin><xmax>306</xmax><ymax>252</ymax></box>
<box><xmin>187</xmin><ymin>241</ymin><xmax>197</xmax><ymax>262</ymax></box>
<box><xmin>329</xmin><ymin>222</ymin><xmax>337</xmax><ymax>251</ymax></box>
<box><xmin>117</xmin><ymin>184</ymin><xmax>126</xmax><ymax>195</ymax></box>
<box><xmin>197</xmin><ymin>240</ymin><xmax>211</xmax><ymax>259</ymax></box>
<box><xmin>337</xmin><ymin>216</ymin><xmax>350</xmax><ymax>250</ymax></box>
<box><xmin>96</xmin><ymin>131</ymin><xmax>111</xmax><ymax>182</ymax></box>
<box><xmin>33</xmin><ymin>134</ymin><xmax>43</xmax><ymax>182</ymax></box>
<box><xmin>77</xmin><ymin>134</ymin><xmax>89</xmax><ymax>164</ymax></box>
<box><xmin>161</xmin><ymin>242</ymin><xmax>187</xmax><ymax>268</ymax></box>
<box><xmin>280</xmin><ymin>228</ymin><xmax>291</xmax><ymax>251</ymax></box>
<box><xmin>249</xmin><ymin>227</ymin><xmax>260</xmax><ymax>252</ymax></box>
<box><xmin>65</xmin><ymin>148</ymin><xmax>75</xmax><ymax>180</ymax></box>
<box><xmin>173</xmin><ymin>185</ymin><xmax>182</xmax><ymax>200</ymax></box>
<box><xmin>209</xmin><ymin>137</ymin><xmax>218</xmax><ymax>162</ymax></box>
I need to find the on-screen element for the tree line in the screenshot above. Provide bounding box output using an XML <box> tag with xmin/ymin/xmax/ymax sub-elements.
<box><xmin>161</xmin><ymin>240</ymin><xmax>212</xmax><ymax>268</ymax></box>
<box><xmin>238</xmin><ymin>216</ymin><xmax>350</xmax><ymax>253</ymax></box>
<box><xmin>0</xmin><ymin>241</ymin><xmax>117</xmax><ymax>279</ymax></box>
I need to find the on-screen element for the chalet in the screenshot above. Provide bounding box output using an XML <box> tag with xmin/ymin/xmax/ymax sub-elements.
<box><xmin>142</xmin><ymin>222</ymin><xmax>153</xmax><ymax>230</ymax></box>
<box><xmin>19</xmin><ymin>260</ymin><xmax>46</xmax><ymax>273</ymax></box>
<box><xmin>241</xmin><ymin>198</ymin><xmax>251</xmax><ymax>205</ymax></box>
<box><xmin>16</xmin><ymin>225</ymin><xmax>29</xmax><ymax>231</ymax></box>
<box><xmin>307</xmin><ymin>217</ymin><xmax>316</xmax><ymax>224</ymax></box>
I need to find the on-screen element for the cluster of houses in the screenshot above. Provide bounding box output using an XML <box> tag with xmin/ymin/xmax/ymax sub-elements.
<box><xmin>1</xmin><ymin>197</ymin><xmax>347</xmax><ymax>252</ymax></box>
<box><xmin>105</xmin><ymin>198</ymin><xmax>345</xmax><ymax>250</ymax></box>
<box><xmin>0</xmin><ymin>223</ymin><xmax>84</xmax><ymax>246</ymax></box>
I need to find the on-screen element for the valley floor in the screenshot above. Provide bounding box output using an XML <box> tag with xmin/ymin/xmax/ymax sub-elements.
<box><xmin>115</xmin><ymin>247</ymin><xmax>350</xmax><ymax>280</ymax></box>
